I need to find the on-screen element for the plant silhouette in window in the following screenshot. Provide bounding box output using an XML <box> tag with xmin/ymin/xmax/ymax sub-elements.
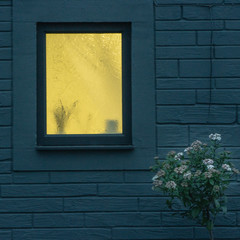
<box><xmin>53</xmin><ymin>100</ymin><xmax>78</xmax><ymax>134</ymax></box>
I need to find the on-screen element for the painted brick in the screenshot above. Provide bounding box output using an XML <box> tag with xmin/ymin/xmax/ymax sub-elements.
<box><xmin>215</xmin><ymin>213</ymin><xmax>237</xmax><ymax>226</ymax></box>
<box><xmin>86</xmin><ymin>212</ymin><xmax>161</xmax><ymax>227</ymax></box>
<box><xmin>195</xmin><ymin>227</ymin><xmax>240</xmax><ymax>239</ymax></box>
<box><xmin>0</xmin><ymin>1</ymin><xmax>11</xmax><ymax>6</ymax></box>
<box><xmin>157</xmin><ymin>125</ymin><xmax>188</xmax><ymax>147</ymax></box>
<box><xmin>162</xmin><ymin>212</ymin><xmax>236</xmax><ymax>226</ymax></box>
<box><xmin>162</xmin><ymin>213</ymin><xmax>195</xmax><ymax>226</ymax></box>
<box><xmin>198</xmin><ymin>31</ymin><xmax>240</xmax><ymax>45</ymax></box>
<box><xmin>180</xmin><ymin>60</ymin><xmax>210</xmax><ymax>77</ymax></box>
<box><xmin>226</xmin><ymin>182</ymin><xmax>240</xmax><ymax>195</ymax></box>
<box><xmin>156</xmin><ymin>46</ymin><xmax>210</xmax><ymax>59</ymax></box>
<box><xmin>0</xmin><ymin>231</ymin><xmax>11</xmax><ymax>240</ymax></box>
<box><xmin>0</xmin><ymin>149</ymin><xmax>10</xmax><ymax>161</ymax></box>
<box><xmin>0</xmin><ymin>174</ymin><xmax>11</xmax><ymax>183</ymax></box>
<box><xmin>33</xmin><ymin>213</ymin><xmax>84</xmax><ymax>227</ymax></box>
<box><xmin>0</xmin><ymin>62</ymin><xmax>11</xmax><ymax>79</ymax></box>
<box><xmin>197</xmin><ymin>90</ymin><xmax>240</xmax><ymax>104</ymax></box>
<box><xmin>13</xmin><ymin>229</ymin><xmax>111</xmax><ymax>240</ymax></box>
<box><xmin>64</xmin><ymin>197</ymin><xmax>138</xmax><ymax>212</ymax></box>
<box><xmin>0</xmin><ymin>198</ymin><xmax>63</xmax><ymax>212</ymax></box>
<box><xmin>50</xmin><ymin>171</ymin><xmax>124</xmax><ymax>183</ymax></box>
<box><xmin>225</xmin><ymin>20</ymin><xmax>240</xmax><ymax>30</ymax></box>
<box><xmin>216</xmin><ymin>78</ymin><xmax>240</xmax><ymax>89</ymax></box>
<box><xmin>0</xmin><ymin>80</ymin><xmax>11</xmax><ymax>90</ymax></box>
<box><xmin>0</xmin><ymin>48</ymin><xmax>11</xmax><ymax>60</ymax></box>
<box><xmin>98</xmin><ymin>184</ymin><xmax>158</xmax><ymax>196</ymax></box>
<box><xmin>213</xmin><ymin>6</ymin><xmax>240</xmax><ymax>20</ymax></box>
<box><xmin>139</xmin><ymin>197</ymin><xmax>185</xmax><ymax>211</ymax></box>
<box><xmin>157</xmin><ymin>90</ymin><xmax>195</xmax><ymax>105</ymax></box>
<box><xmin>0</xmin><ymin>127</ymin><xmax>11</xmax><ymax>148</ymax></box>
<box><xmin>156</xmin><ymin>78</ymin><xmax>210</xmax><ymax>89</ymax></box>
<box><xmin>190</xmin><ymin>126</ymin><xmax>240</xmax><ymax>147</ymax></box>
<box><xmin>1</xmin><ymin>184</ymin><xmax>97</xmax><ymax>197</ymax></box>
<box><xmin>237</xmin><ymin>213</ymin><xmax>240</xmax><ymax>225</ymax></box>
<box><xmin>155</xmin><ymin>20</ymin><xmax>223</xmax><ymax>30</ymax></box>
<box><xmin>225</xmin><ymin>0</ymin><xmax>240</xmax><ymax>2</ymax></box>
<box><xmin>155</xmin><ymin>0</ymin><xmax>223</xmax><ymax>4</ymax></box>
<box><xmin>213</xmin><ymin>60</ymin><xmax>240</xmax><ymax>77</ymax></box>
<box><xmin>0</xmin><ymin>91</ymin><xmax>11</xmax><ymax>106</ymax></box>
<box><xmin>0</xmin><ymin>7</ymin><xmax>11</xmax><ymax>21</ymax></box>
<box><xmin>184</xmin><ymin>6</ymin><xmax>240</xmax><ymax>20</ymax></box>
<box><xmin>0</xmin><ymin>108</ymin><xmax>11</xmax><ymax>125</ymax></box>
<box><xmin>0</xmin><ymin>214</ymin><xmax>32</xmax><ymax>228</ymax></box>
<box><xmin>112</xmin><ymin>227</ymin><xmax>193</xmax><ymax>239</ymax></box>
<box><xmin>13</xmin><ymin>172</ymin><xmax>49</xmax><ymax>183</ymax></box>
<box><xmin>183</xmin><ymin>6</ymin><xmax>211</xmax><ymax>20</ymax></box>
<box><xmin>0</xmin><ymin>33</ymin><xmax>11</xmax><ymax>47</ymax></box>
<box><xmin>156</xmin><ymin>60</ymin><xmax>178</xmax><ymax>77</ymax></box>
<box><xmin>0</xmin><ymin>22</ymin><xmax>11</xmax><ymax>31</ymax></box>
<box><xmin>215</xmin><ymin>46</ymin><xmax>240</xmax><ymax>58</ymax></box>
<box><xmin>125</xmin><ymin>171</ymin><xmax>152</xmax><ymax>183</ymax></box>
<box><xmin>155</xmin><ymin>6</ymin><xmax>180</xmax><ymax>20</ymax></box>
<box><xmin>156</xmin><ymin>31</ymin><xmax>195</xmax><ymax>46</ymax></box>
<box><xmin>0</xmin><ymin>162</ymin><xmax>11</xmax><ymax>173</ymax></box>
<box><xmin>157</xmin><ymin>106</ymin><xmax>236</xmax><ymax>124</ymax></box>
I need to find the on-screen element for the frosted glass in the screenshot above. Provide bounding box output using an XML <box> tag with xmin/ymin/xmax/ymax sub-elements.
<box><xmin>46</xmin><ymin>33</ymin><xmax>122</xmax><ymax>134</ymax></box>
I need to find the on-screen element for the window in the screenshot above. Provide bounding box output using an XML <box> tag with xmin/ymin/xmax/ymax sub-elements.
<box><xmin>37</xmin><ymin>23</ymin><xmax>131</xmax><ymax>147</ymax></box>
<box><xmin>13</xmin><ymin>0</ymin><xmax>155</xmax><ymax>171</ymax></box>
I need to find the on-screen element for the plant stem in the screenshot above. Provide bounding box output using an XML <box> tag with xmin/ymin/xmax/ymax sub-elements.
<box><xmin>209</xmin><ymin>229</ymin><xmax>214</xmax><ymax>240</ymax></box>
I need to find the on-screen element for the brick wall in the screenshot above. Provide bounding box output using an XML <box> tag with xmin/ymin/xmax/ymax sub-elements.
<box><xmin>0</xmin><ymin>0</ymin><xmax>239</xmax><ymax>239</ymax></box>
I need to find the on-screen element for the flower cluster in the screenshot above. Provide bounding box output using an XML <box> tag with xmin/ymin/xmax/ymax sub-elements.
<box><xmin>209</xmin><ymin>133</ymin><xmax>221</xmax><ymax>141</ymax></box>
<box><xmin>151</xmin><ymin>133</ymin><xmax>239</xmax><ymax>237</ymax></box>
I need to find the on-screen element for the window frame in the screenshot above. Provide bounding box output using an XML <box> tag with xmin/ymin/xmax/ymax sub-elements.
<box><xmin>37</xmin><ymin>23</ymin><xmax>132</xmax><ymax>148</ymax></box>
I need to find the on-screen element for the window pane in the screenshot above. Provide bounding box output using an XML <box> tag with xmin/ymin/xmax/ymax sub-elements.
<box><xmin>46</xmin><ymin>33</ymin><xmax>122</xmax><ymax>134</ymax></box>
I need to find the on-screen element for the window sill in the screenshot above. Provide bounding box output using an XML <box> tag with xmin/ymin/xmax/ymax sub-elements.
<box><xmin>35</xmin><ymin>145</ymin><xmax>134</xmax><ymax>151</ymax></box>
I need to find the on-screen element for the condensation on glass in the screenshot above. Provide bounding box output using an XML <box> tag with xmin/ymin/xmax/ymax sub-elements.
<box><xmin>46</xmin><ymin>33</ymin><xmax>122</xmax><ymax>134</ymax></box>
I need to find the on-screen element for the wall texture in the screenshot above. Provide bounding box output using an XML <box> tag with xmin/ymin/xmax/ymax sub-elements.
<box><xmin>0</xmin><ymin>0</ymin><xmax>240</xmax><ymax>239</ymax></box>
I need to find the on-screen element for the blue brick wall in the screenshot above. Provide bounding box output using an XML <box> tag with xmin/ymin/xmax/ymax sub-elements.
<box><xmin>0</xmin><ymin>0</ymin><xmax>240</xmax><ymax>239</ymax></box>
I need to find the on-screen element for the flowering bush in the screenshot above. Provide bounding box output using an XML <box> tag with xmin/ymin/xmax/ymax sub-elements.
<box><xmin>151</xmin><ymin>134</ymin><xmax>239</xmax><ymax>240</ymax></box>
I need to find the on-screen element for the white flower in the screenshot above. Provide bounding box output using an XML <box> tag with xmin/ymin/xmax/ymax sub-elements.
<box><xmin>165</xmin><ymin>181</ymin><xmax>177</xmax><ymax>189</ymax></box>
<box><xmin>194</xmin><ymin>170</ymin><xmax>202</xmax><ymax>177</ymax></box>
<box><xmin>207</xmin><ymin>164</ymin><xmax>214</xmax><ymax>170</ymax></box>
<box><xmin>152</xmin><ymin>175</ymin><xmax>158</xmax><ymax>181</ymax></box>
<box><xmin>203</xmin><ymin>159</ymin><xmax>214</xmax><ymax>165</ymax></box>
<box><xmin>184</xmin><ymin>147</ymin><xmax>193</xmax><ymax>154</ymax></box>
<box><xmin>156</xmin><ymin>169</ymin><xmax>165</xmax><ymax>177</ymax></box>
<box><xmin>174</xmin><ymin>152</ymin><xmax>183</xmax><ymax>160</ymax></box>
<box><xmin>174</xmin><ymin>165</ymin><xmax>188</xmax><ymax>174</ymax></box>
<box><xmin>191</xmin><ymin>140</ymin><xmax>203</xmax><ymax>151</ymax></box>
<box><xmin>153</xmin><ymin>180</ymin><xmax>163</xmax><ymax>187</ymax></box>
<box><xmin>183</xmin><ymin>171</ymin><xmax>192</xmax><ymax>180</ymax></box>
<box><xmin>222</xmin><ymin>164</ymin><xmax>231</xmax><ymax>171</ymax></box>
<box><xmin>204</xmin><ymin>171</ymin><xmax>213</xmax><ymax>178</ymax></box>
<box><xmin>209</xmin><ymin>133</ymin><xmax>221</xmax><ymax>141</ymax></box>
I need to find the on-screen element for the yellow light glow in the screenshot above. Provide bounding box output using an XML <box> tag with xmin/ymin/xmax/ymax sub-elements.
<box><xmin>46</xmin><ymin>33</ymin><xmax>122</xmax><ymax>134</ymax></box>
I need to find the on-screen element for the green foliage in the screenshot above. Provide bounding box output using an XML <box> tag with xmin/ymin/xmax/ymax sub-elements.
<box><xmin>151</xmin><ymin>134</ymin><xmax>240</xmax><ymax>240</ymax></box>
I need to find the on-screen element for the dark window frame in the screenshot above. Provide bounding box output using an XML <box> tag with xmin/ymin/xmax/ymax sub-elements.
<box><xmin>37</xmin><ymin>23</ymin><xmax>132</xmax><ymax>148</ymax></box>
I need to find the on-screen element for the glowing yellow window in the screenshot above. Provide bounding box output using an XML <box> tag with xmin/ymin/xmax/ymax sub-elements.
<box><xmin>46</xmin><ymin>33</ymin><xmax>122</xmax><ymax>135</ymax></box>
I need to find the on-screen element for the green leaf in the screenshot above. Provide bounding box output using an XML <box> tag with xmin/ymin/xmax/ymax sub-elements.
<box><xmin>191</xmin><ymin>207</ymin><xmax>201</xmax><ymax>218</ymax></box>
<box><xmin>206</xmin><ymin>220</ymin><xmax>213</xmax><ymax>231</ymax></box>
<box><xmin>209</xmin><ymin>179</ymin><xmax>214</xmax><ymax>185</ymax></box>
<box><xmin>221</xmin><ymin>206</ymin><xmax>227</xmax><ymax>214</ymax></box>
<box><xmin>214</xmin><ymin>199</ymin><xmax>220</xmax><ymax>209</ymax></box>
<box><xmin>166</xmin><ymin>199</ymin><xmax>172</xmax><ymax>209</ymax></box>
